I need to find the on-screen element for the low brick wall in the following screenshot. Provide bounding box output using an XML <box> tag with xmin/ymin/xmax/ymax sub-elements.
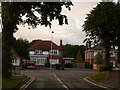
<box><xmin>76</xmin><ymin>63</ymin><xmax>85</xmax><ymax>68</ymax></box>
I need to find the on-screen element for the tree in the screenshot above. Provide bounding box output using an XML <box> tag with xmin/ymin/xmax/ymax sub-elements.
<box><xmin>94</xmin><ymin>52</ymin><xmax>103</xmax><ymax>65</ymax></box>
<box><xmin>75</xmin><ymin>51</ymin><xmax>83</xmax><ymax>63</ymax></box>
<box><xmin>2</xmin><ymin>2</ymin><xmax>73</xmax><ymax>76</ymax></box>
<box><xmin>13</xmin><ymin>38</ymin><xmax>30</xmax><ymax>68</ymax></box>
<box><xmin>13</xmin><ymin>38</ymin><xmax>30</xmax><ymax>59</ymax></box>
<box><xmin>62</xmin><ymin>44</ymin><xmax>85</xmax><ymax>61</ymax></box>
<box><xmin>82</xmin><ymin>2</ymin><xmax>120</xmax><ymax>67</ymax></box>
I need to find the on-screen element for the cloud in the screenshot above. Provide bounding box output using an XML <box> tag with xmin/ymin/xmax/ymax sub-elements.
<box><xmin>14</xmin><ymin>2</ymin><xmax>97</xmax><ymax>45</ymax></box>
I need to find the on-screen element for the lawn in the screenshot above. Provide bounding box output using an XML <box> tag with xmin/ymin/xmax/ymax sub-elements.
<box><xmin>89</xmin><ymin>71</ymin><xmax>109</xmax><ymax>82</ymax></box>
<box><xmin>2</xmin><ymin>76</ymin><xmax>22</xmax><ymax>89</ymax></box>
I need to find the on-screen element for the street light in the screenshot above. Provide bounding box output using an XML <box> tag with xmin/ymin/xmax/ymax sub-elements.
<box><xmin>50</xmin><ymin>31</ymin><xmax>54</xmax><ymax>70</ymax></box>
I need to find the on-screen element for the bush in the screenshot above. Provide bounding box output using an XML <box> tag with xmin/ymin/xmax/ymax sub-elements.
<box><xmin>45</xmin><ymin>62</ymin><xmax>50</xmax><ymax>67</ymax></box>
<box><xmin>85</xmin><ymin>62</ymin><xmax>93</xmax><ymax>69</ymax></box>
<box><xmin>99</xmin><ymin>65</ymin><xmax>112</xmax><ymax>72</ymax></box>
<box><xmin>65</xmin><ymin>63</ymin><xmax>73</xmax><ymax>68</ymax></box>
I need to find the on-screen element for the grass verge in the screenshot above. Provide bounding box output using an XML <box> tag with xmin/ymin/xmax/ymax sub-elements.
<box><xmin>2</xmin><ymin>76</ymin><xmax>22</xmax><ymax>88</ymax></box>
<box><xmin>89</xmin><ymin>71</ymin><xmax>109</xmax><ymax>82</ymax></box>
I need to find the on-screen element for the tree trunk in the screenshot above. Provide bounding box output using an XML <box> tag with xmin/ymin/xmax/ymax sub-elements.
<box><xmin>104</xmin><ymin>45</ymin><xmax>111</xmax><ymax>67</ymax></box>
<box><xmin>118</xmin><ymin>44</ymin><xmax>120</xmax><ymax>63</ymax></box>
<box><xmin>2</xmin><ymin>28</ymin><xmax>14</xmax><ymax>76</ymax></box>
<box><xmin>2</xmin><ymin>3</ymin><xmax>14</xmax><ymax>77</ymax></box>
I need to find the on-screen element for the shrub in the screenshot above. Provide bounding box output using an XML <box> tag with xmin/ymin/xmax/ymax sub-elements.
<box><xmin>99</xmin><ymin>65</ymin><xmax>112</xmax><ymax>72</ymax></box>
<box><xmin>45</xmin><ymin>62</ymin><xmax>50</xmax><ymax>67</ymax></box>
<box><xmin>65</xmin><ymin>63</ymin><xmax>73</xmax><ymax>68</ymax></box>
<box><xmin>94</xmin><ymin>52</ymin><xmax>103</xmax><ymax>65</ymax></box>
<box><xmin>85</xmin><ymin>62</ymin><xmax>93</xmax><ymax>69</ymax></box>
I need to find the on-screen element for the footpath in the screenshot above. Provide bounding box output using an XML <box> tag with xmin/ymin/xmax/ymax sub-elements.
<box><xmin>85</xmin><ymin>70</ymin><xmax>120</xmax><ymax>90</ymax></box>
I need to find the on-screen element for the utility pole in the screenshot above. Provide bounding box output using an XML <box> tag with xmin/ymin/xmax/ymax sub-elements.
<box><xmin>50</xmin><ymin>31</ymin><xmax>54</xmax><ymax>70</ymax></box>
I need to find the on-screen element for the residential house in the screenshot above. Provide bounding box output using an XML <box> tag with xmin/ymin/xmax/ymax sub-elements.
<box><xmin>85</xmin><ymin>44</ymin><xmax>118</xmax><ymax>67</ymax></box>
<box><xmin>11</xmin><ymin>49</ymin><xmax>21</xmax><ymax>67</ymax></box>
<box><xmin>28</xmin><ymin>40</ymin><xmax>63</xmax><ymax>66</ymax></box>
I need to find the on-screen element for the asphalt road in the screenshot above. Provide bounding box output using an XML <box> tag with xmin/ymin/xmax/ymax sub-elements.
<box><xmin>21</xmin><ymin>68</ymin><xmax>108</xmax><ymax>90</ymax></box>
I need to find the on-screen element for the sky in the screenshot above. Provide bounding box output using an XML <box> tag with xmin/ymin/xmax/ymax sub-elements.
<box><xmin>14</xmin><ymin>2</ymin><xmax>98</xmax><ymax>45</ymax></box>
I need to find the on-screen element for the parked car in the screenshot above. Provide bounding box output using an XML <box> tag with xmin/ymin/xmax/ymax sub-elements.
<box><xmin>55</xmin><ymin>64</ymin><xmax>64</xmax><ymax>70</ymax></box>
<box><xmin>27</xmin><ymin>60</ymin><xmax>36</xmax><ymax>69</ymax></box>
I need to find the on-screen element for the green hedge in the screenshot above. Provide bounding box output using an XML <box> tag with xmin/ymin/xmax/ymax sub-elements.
<box><xmin>99</xmin><ymin>65</ymin><xmax>112</xmax><ymax>72</ymax></box>
<box><xmin>85</xmin><ymin>62</ymin><xmax>93</xmax><ymax>69</ymax></box>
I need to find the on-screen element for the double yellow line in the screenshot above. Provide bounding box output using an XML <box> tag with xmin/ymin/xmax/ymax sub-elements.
<box><xmin>19</xmin><ymin>76</ymin><xmax>35</xmax><ymax>90</ymax></box>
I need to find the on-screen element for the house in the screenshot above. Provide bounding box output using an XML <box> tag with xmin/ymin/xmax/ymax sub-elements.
<box><xmin>11</xmin><ymin>49</ymin><xmax>21</xmax><ymax>67</ymax></box>
<box><xmin>85</xmin><ymin>44</ymin><xmax>118</xmax><ymax>67</ymax></box>
<box><xmin>28</xmin><ymin>40</ymin><xmax>63</xmax><ymax>66</ymax></box>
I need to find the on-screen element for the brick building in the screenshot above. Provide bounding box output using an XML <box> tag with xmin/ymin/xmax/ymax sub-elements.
<box><xmin>28</xmin><ymin>40</ymin><xmax>63</xmax><ymax>66</ymax></box>
<box><xmin>85</xmin><ymin>44</ymin><xmax>118</xmax><ymax>67</ymax></box>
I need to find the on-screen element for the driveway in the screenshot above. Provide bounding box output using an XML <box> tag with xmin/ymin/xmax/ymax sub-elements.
<box><xmin>21</xmin><ymin>68</ymin><xmax>107</xmax><ymax>90</ymax></box>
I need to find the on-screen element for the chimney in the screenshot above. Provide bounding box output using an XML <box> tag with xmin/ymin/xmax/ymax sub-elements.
<box><xmin>60</xmin><ymin>39</ymin><xmax>62</xmax><ymax>47</ymax></box>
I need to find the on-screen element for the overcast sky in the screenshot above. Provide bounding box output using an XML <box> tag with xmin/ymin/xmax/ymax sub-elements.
<box><xmin>14</xmin><ymin>2</ymin><xmax>98</xmax><ymax>45</ymax></box>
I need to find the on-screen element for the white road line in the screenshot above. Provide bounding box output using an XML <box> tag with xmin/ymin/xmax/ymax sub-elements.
<box><xmin>62</xmin><ymin>85</ymin><xmax>69</xmax><ymax>89</ymax></box>
<box><xmin>56</xmin><ymin>77</ymin><xmax>62</xmax><ymax>84</ymax></box>
<box><xmin>53</xmin><ymin>73</ymin><xmax>69</xmax><ymax>90</ymax></box>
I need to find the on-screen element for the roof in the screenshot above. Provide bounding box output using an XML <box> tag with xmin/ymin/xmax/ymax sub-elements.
<box><xmin>90</xmin><ymin>44</ymin><xmax>117</xmax><ymax>51</ymax></box>
<box><xmin>29</xmin><ymin>40</ymin><xmax>62</xmax><ymax>50</ymax></box>
<box><xmin>91</xmin><ymin>44</ymin><xmax>105</xmax><ymax>51</ymax></box>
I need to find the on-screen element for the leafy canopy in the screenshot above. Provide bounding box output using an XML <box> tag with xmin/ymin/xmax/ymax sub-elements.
<box><xmin>83</xmin><ymin>2</ymin><xmax>119</xmax><ymax>46</ymax></box>
<box><xmin>2</xmin><ymin>2</ymin><xmax>73</xmax><ymax>32</ymax></box>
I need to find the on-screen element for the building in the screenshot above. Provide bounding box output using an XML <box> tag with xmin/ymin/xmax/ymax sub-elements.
<box><xmin>11</xmin><ymin>49</ymin><xmax>21</xmax><ymax>67</ymax></box>
<box><xmin>63</xmin><ymin>58</ymin><xmax>74</xmax><ymax>64</ymax></box>
<box><xmin>28</xmin><ymin>40</ymin><xmax>63</xmax><ymax>66</ymax></box>
<box><xmin>85</xmin><ymin>44</ymin><xmax>118</xmax><ymax>67</ymax></box>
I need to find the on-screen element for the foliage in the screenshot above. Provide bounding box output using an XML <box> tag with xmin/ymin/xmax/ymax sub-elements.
<box><xmin>85</xmin><ymin>62</ymin><xmax>92</xmax><ymax>69</ymax></box>
<box><xmin>65</xmin><ymin>63</ymin><xmax>73</xmax><ymax>68</ymax></box>
<box><xmin>75</xmin><ymin>51</ymin><xmax>83</xmax><ymax>63</ymax></box>
<box><xmin>2</xmin><ymin>2</ymin><xmax>73</xmax><ymax>76</ymax></box>
<box><xmin>45</xmin><ymin>61</ymin><xmax>50</xmax><ymax>67</ymax></box>
<box><xmin>99</xmin><ymin>64</ymin><xmax>112</xmax><ymax>72</ymax></box>
<box><xmin>13</xmin><ymin>38</ymin><xmax>30</xmax><ymax>59</ymax></box>
<box><xmin>82</xmin><ymin>2</ymin><xmax>120</xmax><ymax>66</ymax></box>
<box><xmin>62</xmin><ymin>44</ymin><xmax>85</xmax><ymax>61</ymax></box>
<box><xmin>94</xmin><ymin>52</ymin><xmax>103</xmax><ymax>65</ymax></box>
<box><xmin>90</xmin><ymin>71</ymin><xmax>109</xmax><ymax>82</ymax></box>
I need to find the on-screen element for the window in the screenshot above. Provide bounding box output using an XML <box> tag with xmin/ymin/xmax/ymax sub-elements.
<box><xmin>50</xmin><ymin>50</ymin><xmax>59</xmax><ymax>55</ymax></box>
<box><xmin>36</xmin><ymin>58</ymin><xmax>47</xmax><ymax>65</ymax></box>
<box><xmin>35</xmin><ymin>50</ymin><xmax>42</xmax><ymax>54</ymax></box>
<box><xmin>50</xmin><ymin>59</ymin><xmax>59</xmax><ymax>64</ymax></box>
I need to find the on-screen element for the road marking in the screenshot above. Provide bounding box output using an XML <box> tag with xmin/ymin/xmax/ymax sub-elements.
<box><xmin>62</xmin><ymin>85</ymin><xmax>69</xmax><ymax>90</ymax></box>
<box><xmin>20</xmin><ymin>76</ymin><xmax>34</xmax><ymax>90</ymax></box>
<box><xmin>56</xmin><ymin>77</ymin><xmax>62</xmax><ymax>84</ymax></box>
<box><xmin>53</xmin><ymin>73</ymin><xmax>69</xmax><ymax>90</ymax></box>
<box><xmin>84</xmin><ymin>76</ymin><xmax>108</xmax><ymax>89</ymax></box>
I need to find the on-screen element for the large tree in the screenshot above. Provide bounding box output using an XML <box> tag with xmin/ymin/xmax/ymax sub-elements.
<box><xmin>83</xmin><ymin>2</ymin><xmax>120</xmax><ymax>67</ymax></box>
<box><xmin>13</xmin><ymin>38</ymin><xmax>30</xmax><ymax>69</ymax></box>
<box><xmin>62</xmin><ymin>44</ymin><xmax>85</xmax><ymax>61</ymax></box>
<box><xmin>2</xmin><ymin>1</ymin><xmax>73</xmax><ymax>76</ymax></box>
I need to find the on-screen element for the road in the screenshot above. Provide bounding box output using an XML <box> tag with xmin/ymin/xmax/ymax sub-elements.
<box><xmin>21</xmin><ymin>68</ymin><xmax>107</xmax><ymax>90</ymax></box>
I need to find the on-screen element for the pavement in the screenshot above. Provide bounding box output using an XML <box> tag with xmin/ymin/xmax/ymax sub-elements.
<box><xmin>84</xmin><ymin>70</ymin><xmax>120</xmax><ymax>90</ymax></box>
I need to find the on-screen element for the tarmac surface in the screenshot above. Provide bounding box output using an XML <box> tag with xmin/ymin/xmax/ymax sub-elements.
<box><xmin>20</xmin><ymin>68</ymin><xmax>107</xmax><ymax>90</ymax></box>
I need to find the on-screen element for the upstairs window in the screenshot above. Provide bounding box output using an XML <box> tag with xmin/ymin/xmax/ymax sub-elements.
<box><xmin>35</xmin><ymin>50</ymin><xmax>42</xmax><ymax>54</ymax></box>
<box><xmin>50</xmin><ymin>50</ymin><xmax>59</xmax><ymax>55</ymax></box>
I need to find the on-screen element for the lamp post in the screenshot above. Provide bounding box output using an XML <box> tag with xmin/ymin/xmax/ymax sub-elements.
<box><xmin>50</xmin><ymin>31</ymin><xmax>54</xmax><ymax>70</ymax></box>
